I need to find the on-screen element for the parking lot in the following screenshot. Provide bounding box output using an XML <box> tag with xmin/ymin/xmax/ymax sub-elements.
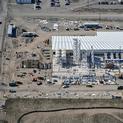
<box><xmin>5</xmin><ymin>83</ymin><xmax>122</xmax><ymax>99</ymax></box>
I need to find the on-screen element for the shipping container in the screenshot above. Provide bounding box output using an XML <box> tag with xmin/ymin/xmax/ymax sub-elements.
<box><xmin>16</xmin><ymin>0</ymin><xmax>35</xmax><ymax>4</ymax></box>
<box><xmin>80</xmin><ymin>22</ymin><xmax>102</xmax><ymax>29</ymax></box>
<box><xmin>7</xmin><ymin>24</ymin><xmax>13</xmax><ymax>36</ymax></box>
<box><xmin>7</xmin><ymin>24</ymin><xmax>17</xmax><ymax>37</ymax></box>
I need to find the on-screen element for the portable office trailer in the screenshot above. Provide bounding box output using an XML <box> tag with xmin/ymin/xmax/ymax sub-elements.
<box><xmin>16</xmin><ymin>0</ymin><xmax>35</xmax><ymax>4</ymax></box>
<box><xmin>7</xmin><ymin>25</ymin><xmax>13</xmax><ymax>37</ymax></box>
<box><xmin>80</xmin><ymin>22</ymin><xmax>102</xmax><ymax>29</ymax></box>
<box><xmin>7</xmin><ymin>24</ymin><xmax>16</xmax><ymax>37</ymax></box>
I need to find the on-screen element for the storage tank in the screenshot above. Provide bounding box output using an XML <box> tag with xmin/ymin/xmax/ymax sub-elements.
<box><xmin>16</xmin><ymin>0</ymin><xmax>35</xmax><ymax>4</ymax></box>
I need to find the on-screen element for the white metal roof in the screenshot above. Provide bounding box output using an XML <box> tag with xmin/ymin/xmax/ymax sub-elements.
<box><xmin>52</xmin><ymin>32</ymin><xmax>123</xmax><ymax>50</ymax></box>
<box><xmin>83</xmin><ymin>22</ymin><xmax>99</xmax><ymax>25</ymax></box>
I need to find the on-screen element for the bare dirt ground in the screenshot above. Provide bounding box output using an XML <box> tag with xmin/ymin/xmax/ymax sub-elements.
<box><xmin>5</xmin><ymin>98</ymin><xmax>123</xmax><ymax>123</ymax></box>
<box><xmin>0</xmin><ymin>1</ymin><xmax>123</xmax><ymax>123</ymax></box>
<box><xmin>21</xmin><ymin>110</ymin><xmax>123</xmax><ymax>123</ymax></box>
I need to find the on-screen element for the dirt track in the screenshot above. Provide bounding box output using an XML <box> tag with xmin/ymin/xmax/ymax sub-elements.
<box><xmin>20</xmin><ymin>111</ymin><xmax>123</xmax><ymax>123</ymax></box>
<box><xmin>4</xmin><ymin>98</ymin><xmax>123</xmax><ymax>123</ymax></box>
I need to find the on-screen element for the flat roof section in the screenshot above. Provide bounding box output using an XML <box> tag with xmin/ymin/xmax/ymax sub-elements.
<box><xmin>52</xmin><ymin>32</ymin><xmax>123</xmax><ymax>51</ymax></box>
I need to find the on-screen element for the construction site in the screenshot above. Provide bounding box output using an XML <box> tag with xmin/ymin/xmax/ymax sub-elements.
<box><xmin>0</xmin><ymin>0</ymin><xmax>123</xmax><ymax>123</ymax></box>
<box><xmin>1</xmin><ymin>0</ymin><xmax>123</xmax><ymax>101</ymax></box>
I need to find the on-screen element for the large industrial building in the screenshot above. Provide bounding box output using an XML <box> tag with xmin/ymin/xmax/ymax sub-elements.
<box><xmin>52</xmin><ymin>32</ymin><xmax>123</xmax><ymax>68</ymax></box>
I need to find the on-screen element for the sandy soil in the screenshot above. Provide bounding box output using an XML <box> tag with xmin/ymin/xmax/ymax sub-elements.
<box><xmin>21</xmin><ymin>109</ymin><xmax>123</xmax><ymax>123</ymax></box>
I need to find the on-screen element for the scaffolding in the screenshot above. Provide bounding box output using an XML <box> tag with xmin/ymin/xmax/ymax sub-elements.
<box><xmin>73</xmin><ymin>38</ymin><xmax>80</xmax><ymax>65</ymax></box>
<box><xmin>91</xmin><ymin>46</ymin><xmax>94</xmax><ymax>67</ymax></box>
<box><xmin>61</xmin><ymin>50</ymin><xmax>66</xmax><ymax>64</ymax></box>
<box><xmin>55</xmin><ymin>50</ymin><xmax>61</xmax><ymax>64</ymax></box>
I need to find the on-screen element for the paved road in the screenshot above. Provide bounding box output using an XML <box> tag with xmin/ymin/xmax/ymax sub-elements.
<box><xmin>7</xmin><ymin>0</ymin><xmax>123</xmax><ymax>21</ymax></box>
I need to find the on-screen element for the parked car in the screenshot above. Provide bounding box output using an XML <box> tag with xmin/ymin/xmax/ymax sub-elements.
<box><xmin>66</xmin><ymin>28</ymin><xmax>70</xmax><ymax>31</ymax></box>
<box><xmin>117</xmin><ymin>86</ymin><xmax>123</xmax><ymax>90</ymax></box>
<box><xmin>112</xmin><ymin>95</ymin><xmax>122</xmax><ymax>99</ymax></box>
<box><xmin>65</xmin><ymin>0</ymin><xmax>70</xmax><ymax>5</ymax></box>
<box><xmin>32</xmin><ymin>78</ymin><xmax>37</xmax><ymax>82</ymax></box>
<box><xmin>53</xmin><ymin>79</ymin><xmax>58</xmax><ymax>82</ymax></box>
<box><xmin>74</xmin><ymin>27</ymin><xmax>79</xmax><ymax>31</ymax></box>
<box><xmin>63</xmin><ymin>85</ymin><xmax>69</xmax><ymax>88</ymax></box>
<box><xmin>17</xmin><ymin>74</ymin><xmax>25</xmax><ymax>77</ymax></box>
<box><xmin>15</xmin><ymin>81</ymin><xmax>23</xmax><ymax>85</ymax></box>
<box><xmin>37</xmin><ymin>82</ymin><xmax>42</xmax><ymax>85</ymax></box>
<box><xmin>51</xmin><ymin>2</ymin><xmax>55</xmax><ymax>7</ymax></box>
<box><xmin>9</xmin><ymin>90</ymin><xmax>16</xmax><ymax>93</ymax></box>
<box><xmin>86</xmin><ymin>84</ymin><xmax>93</xmax><ymax>88</ymax></box>
<box><xmin>6</xmin><ymin>58</ymin><xmax>10</xmax><ymax>60</ymax></box>
<box><xmin>9</xmin><ymin>83</ymin><xmax>18</xmax><ymax>87</ymax></box>
<box><xmin>36</xmin><ymin>5</ymin><xmax>41</xmax><ymax>9</ymax></box>
<box><xmin>1</xmin><ymin>83</ymin><xmax>7</xmax><ymax>86</ymax></box>
<box><xmin>37</xmin><ymin>77</ymin><xmax>44</xmax><ymax>80</ymax></box>
<box><xmin>98</xmin><ymin>1</ymin><xmax>109</xmax><ymax>5</ymax></box>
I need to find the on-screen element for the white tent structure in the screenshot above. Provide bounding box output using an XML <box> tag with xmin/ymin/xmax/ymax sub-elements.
<box><xmin>53</xmin><ymin>23</ymin><xmax>59</xmax><ymax>31</ymax></box>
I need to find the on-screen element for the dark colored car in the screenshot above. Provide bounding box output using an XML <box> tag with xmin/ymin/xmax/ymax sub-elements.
<box><xmin>6</xmin><ymin>58</ymin><xmax>10</xmax><ymax>60</ymax></box>
<box><xmin>37</xmin><ymin>82</ymin><xmax>42</xmax><ymax>85</ymax></box>
<box><xmin>9</xmin><ymin>83</ymin><xmax>18</xmax><ymax>87</ymax></box>
<box><xmin>33</xmin><ymin>70</ymin><xmax>37</xmax><ymax>73</ymax></box>
<box><xmin>32</xmin><ymin>78</ymin><xmax>37</xmax><ymax>82</ymax></box>
<box><xmin>117</xmin><ymin>86</ymin><xmax>123</xmax><ymax>90</ymax></box>
<box><xmin>17</xmin><ymin>74</ymin><xmax>25</xmax><ymax>77</ymax></box>
<box><xmin>112</xmin><ymin>95</ymin><xmax>122</xmax><ymax>99</ymax></box>
<box><xmin>63</xmin><ymin>85</ymin><xmax>69</xmax><ymax>88</ymax></box>
<box><xmin>9</xmin><ymin>90</ymin><xmax>16</xmax><ymax>93</ymax></box>
<box><xmin>1</xmin><ymin>83</ymin><xmax>7</xmax><ymax>86</ymax></box>
<box><xmin>66</xmin><ymin>28</ymin><xmax>70</xmax><ymax>31</ymax></box>
<box><xmin>36</xmin><ymin>5</ymin><xmax>41</xmax><ymax>9</ymax></box>
<box><xmin>74</xmin><ymin>28</ymin><xmax>79</xmax><ymax>31</ymax></box>
<box><xmin>65</xmin><ymin>2</ymin><xmax>70</xmax><ymax>5</ymax></box>
<box><xmin>53</xmin><ymin>79</ymin><xmax>58</xmax><ymax>82</ymax></box>
<box><xmin>37</xmin><ymin>77</ymin><xmax>44</xmax><ymax>80</ymax></box>
<box><xmin>86</xmin><ymin>85</ymin><xmax>93</xmax><ymax>88</ymax></box>
<box><xmin>51</xmin><ymin>2</ymin><xmax>55</xmax><ymax>7</ymax></box>
<box><xmin>15</xmin><ymin>81</ymin><xmax>23</xmax><ymax>85</ymax></box>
